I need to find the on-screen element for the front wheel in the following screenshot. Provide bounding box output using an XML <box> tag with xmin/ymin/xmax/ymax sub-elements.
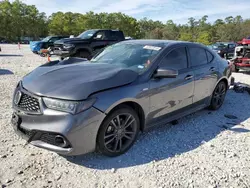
<box><xmin>97</xmin><ymin>106</ymin><xmax>140</xmax><ymax>157</ymax></box>
<box><xmin>209</xmin><ymin>81</ymin><xmax>227</xmax><ymax>110</ymax></box>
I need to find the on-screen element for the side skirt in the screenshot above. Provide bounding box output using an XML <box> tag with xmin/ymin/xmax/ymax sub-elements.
<box><xmin>144</xmin><ymin>99</ymin><xmax>209</xmax><ymax>131</ymax></box>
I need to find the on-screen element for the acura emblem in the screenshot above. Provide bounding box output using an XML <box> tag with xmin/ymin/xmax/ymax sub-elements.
<box><xmin>14</xmin><ymin>91</ymin><xmax>22</xmax><ymax>105</ymax></box>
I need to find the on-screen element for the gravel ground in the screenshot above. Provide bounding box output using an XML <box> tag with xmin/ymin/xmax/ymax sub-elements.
<box><xmin>0</xmin><ymin>44</ymin><xmax>250</xmax><ymax>188</ymax></box>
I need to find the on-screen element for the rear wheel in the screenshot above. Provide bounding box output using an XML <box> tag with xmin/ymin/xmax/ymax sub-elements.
<box><xmin>209</xmin><ymin>81</ymin><xmax>227</xmax><ymax>110</ymax></box>
<box><xmin>97</xmin><ymin>106</ymin><xmax>140</xmax><ymax>157</ymax></box>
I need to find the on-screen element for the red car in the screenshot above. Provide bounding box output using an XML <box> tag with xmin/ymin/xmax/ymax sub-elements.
<box><xmin>232</xmin><ymin>39</ymin><xmax>250</xmax><ymax>72</ymax></box>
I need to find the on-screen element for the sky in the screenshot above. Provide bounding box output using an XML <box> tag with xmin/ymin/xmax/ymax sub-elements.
<box><xmin>19</xmin><ymin>0</ymin><xmax>250</xmax><ymax>24</ymax></box>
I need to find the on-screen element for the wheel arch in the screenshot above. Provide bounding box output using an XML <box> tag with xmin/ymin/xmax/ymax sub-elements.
<box><xmin>215</xmin><ymin>76</ymin><xmax>229</xmax><ymax>90</ymax></box>
<box><xmin>75</xmin><ymin>47</ymin><xmax>91</xmax><ymax>54</ymax></box>
<box><xmin>104</xmin><ymin>100</ymin><xmax>146</xmax><ymax>132</ymax></box>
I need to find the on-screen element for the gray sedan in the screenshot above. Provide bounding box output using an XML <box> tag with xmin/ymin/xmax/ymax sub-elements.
<box><xmin>11</xmin><ymin>40</ymin><xmax>232</xmax><ymax>157</ymax></box>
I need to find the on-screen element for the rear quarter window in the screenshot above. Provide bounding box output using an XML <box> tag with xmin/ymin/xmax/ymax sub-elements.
<box><xmin>206</xmin><ymin>50</ymin><xmax>214</xmax><ymax>63</ymax></box>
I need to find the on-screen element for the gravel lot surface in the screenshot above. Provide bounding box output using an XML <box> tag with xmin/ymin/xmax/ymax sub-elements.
<box><xmin>0</xmin><ymin>44</ymin><xmax>250</xmax><ymax>188</ymax></box>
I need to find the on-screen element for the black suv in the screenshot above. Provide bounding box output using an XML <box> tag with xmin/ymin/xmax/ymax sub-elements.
<box><xmin>53</xmin><ymin>29</ymin><xmax>125</xmax><ymax>59</ymax></box>
<box><xmin>211</xmin><ymin>42</ymin><xmax>236</xmax><ymax>59</ymax></box>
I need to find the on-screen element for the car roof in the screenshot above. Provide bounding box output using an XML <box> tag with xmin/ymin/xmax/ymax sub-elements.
<box><xmin>121</xmin><ymin>39</ymin><xmax>202</xmax><ymax>48</ymax></box>
<box><xmin>49</xmin><ymin>35</ymin><xmax>69</xmax><ymax>37</ymax></box>
<box><xmin>215</xmin><ymin>42</ymin><xmax>235</xmax><ymax>44</ymax></box>
<box><xmin>87</xmin><ymin>29</ymin><xmax>122</xmax><ymax>32</ymax></box>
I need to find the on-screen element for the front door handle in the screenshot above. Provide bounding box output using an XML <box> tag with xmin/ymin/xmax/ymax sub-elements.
<box><xmin>210</xmin><ymin>67</ymin><xmax>216</xmax><ymax>72</ymax></box>
<box><xmin>185</xmin><ymin>75</ymin><xmax>193</xmax><ymax>80</ymax></box>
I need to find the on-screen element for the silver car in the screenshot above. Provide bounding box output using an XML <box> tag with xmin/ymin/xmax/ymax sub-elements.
<box><xmin>11</xmin><ymin>40</ymin><xmax>232</xmax><ymax>157</ymax></box>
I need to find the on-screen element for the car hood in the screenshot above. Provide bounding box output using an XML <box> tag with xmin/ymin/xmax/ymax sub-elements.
<box><xmin>21</xmin><ymin>58</ymin><xmax>138</xmax><ymax>100</ymax></box>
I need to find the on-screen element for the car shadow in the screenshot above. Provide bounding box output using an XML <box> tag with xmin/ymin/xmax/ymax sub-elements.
<box><xmin>0</xmin><ymin>54</ymin><xmax>23</xmax><ymax>57</ymax></box>
<box><xmin>0</xmin><ymin>69</ymin><xmax>14</xmax><ymax>75</ymax></box>
<box><xmin>64</xmin><ymin>89</ymin><xmax>250</xmax><ymax>170</ymax></box>
<box><xmin>235</xmin><ymin>70</ymin><xmax>250</xmax><ymax>75</ymax></box>
<box><xmin>242</xmin><ymin>71</ymin><xmax>250</xmax><ymax>75</ymax></box>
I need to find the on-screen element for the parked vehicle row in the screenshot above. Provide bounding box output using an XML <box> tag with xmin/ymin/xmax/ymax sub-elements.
<box><xmin>11</xmin><ymin>40</ymin><xmax>232</xmax><ymax>157</ymax></box>
<box><xmin>29</xmin><ymin>29</ymin><xmax>126</xmax><ymax>59</ymax></box>
<box><xmin>209</xmin><ymin>42</ymin><xmax>236</xmax><ymax>59</ymax></box>
<box><xmin>53</xmin><ymin>29</ymin><xmax>125</xmax><ymax>60</ymax></box>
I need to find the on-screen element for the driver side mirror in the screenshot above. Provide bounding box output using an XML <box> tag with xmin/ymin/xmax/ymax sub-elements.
<box><xmin>154</xmin><ymin>67</ymin><xmax>178</xmax><ymax>78</ymax></box>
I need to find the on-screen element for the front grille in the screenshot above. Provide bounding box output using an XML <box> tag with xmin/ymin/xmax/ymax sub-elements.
<box><xmin>17</xmin><ymin>93</ymin><xmax>41</xmax><ymax>113</ymax></box>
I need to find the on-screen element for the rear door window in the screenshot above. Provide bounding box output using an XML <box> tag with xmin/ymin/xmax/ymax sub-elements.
<box><xmin>109</xmin><ymin>31</ymin><xmax>124</xmax><ymax>41</ymax></box>
<box><xmin>189</xmin><ymin>47</ymin><xmax>208</xmax><ymax>67</ymax></box>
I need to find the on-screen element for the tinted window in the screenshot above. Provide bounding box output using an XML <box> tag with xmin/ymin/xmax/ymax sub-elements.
<box><xmin>93</xmin><ymin>31</ymin><xmax>109</xmax><ymax>40</ymax></box>
<box><xmin>206</xmin><ymin>50</ymin><xmax>214</xmax><ymax>63</ymax></box>
<box><xmin>109</xmin><ymin>31</ymin><xmax>124</xmax><ymax>40</ymax></box>
<box><xmin>228</xmin><ymin>44</ymin><xmax>235</xmax><ymax>49</ymax></box>
<box><xmin>49</xmin><ymin>37</ymin><xmax>60</xmax><ymax>42</ymax></box>
<box><xmin>189</xmin><ymin>47</ymin><xmax>207</xmax><ymax>67</ymax></box>
<box><xmin>78</xmin><ymin>30</ymin><xmax>96</xmax><ymax>39</ymax></box>
<box><xmin>160</xmin><ymin>47</ymin><xmax>188</xmax><ymax>70</ymax></box>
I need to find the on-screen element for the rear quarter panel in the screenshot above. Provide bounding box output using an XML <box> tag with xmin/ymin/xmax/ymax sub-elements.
<box><xmin>215</xmin><ymin>54</ymin><xmax>232</xmax><ymax>87</ymax></box>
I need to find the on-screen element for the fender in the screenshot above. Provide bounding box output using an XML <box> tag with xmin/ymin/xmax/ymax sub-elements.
<box><xmin>213</xmin><ymin>76</ymin><xmax>229</xmax><ymax>91</ymax></box>
<box><xmin>105</xmin><ymin>98</ymin><xmax>142</xmax><ymax>114</ymax></box>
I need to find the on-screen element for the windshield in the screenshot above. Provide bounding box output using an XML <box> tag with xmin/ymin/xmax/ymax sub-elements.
<box><xmin>90</xmin><ymin>43</ymin><xmax>163</xmax><ymax>74</ymax></box>
<box><xmin>212</xmin><ymin>43</ymin><xmax>227</xmax><ymax>50</ymax></box>
<box><xmin>41</xmin><ymin>36</ymin><xmax>52</xmax><ymax>42</ymax></box>
<box><xmin>78</xmin><ymin>30</ymin><xmax>96</xmax><ymax>39</ymax></box>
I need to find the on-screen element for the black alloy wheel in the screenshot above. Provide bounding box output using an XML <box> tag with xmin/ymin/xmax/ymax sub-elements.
<box><xmin>209</xmin><ymin>81</ymin><xmax>227</xmax><ymax>110</ymax></box>
<box><xmin>97</xmin><ymin>106</ymin><xmax>140</xmax><ymax>157</ymax></box>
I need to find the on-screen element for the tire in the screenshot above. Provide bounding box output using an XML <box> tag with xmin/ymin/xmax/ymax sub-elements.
<box><xmin>235</xmin><ymin>68</ymin><xmax>239</xmax><ymax>72</ymax></box>
<box><xmin>59</xmin><ymin>57</ymin><xmax>64</xmax><ymax>61</ymax></box>
<box><xmin>75</xmin><ymin>50</ymin><xmax>91</xmax><ymax>60</ymax></box>
<box><xmin>97</xmin><ymin>105</ymin><xmax>140</xmax><ymax>157</ymax></box>
<box><xmin>209</xmin><ymin>81</ymin><xmax>227</xmax><ymax>110</ymax></box>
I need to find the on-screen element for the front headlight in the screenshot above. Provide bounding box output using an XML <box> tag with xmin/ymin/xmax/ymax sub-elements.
<box><xmin>43</xmin><ymin>97</ymin><xmax>96</xmax><ymax>114</ymax></box>
<box><xmin>63</xmin><ymin>44</ymin><xmax>75</xmax><ymax>49</ymax></box>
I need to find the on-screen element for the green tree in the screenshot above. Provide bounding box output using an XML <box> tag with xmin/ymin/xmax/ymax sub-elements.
<box><xmin>162</xmin><ymin>20</ymin><xmax>179</xmax><ymax>40</ymax></box>
<box><xmin>197</xmin><ymin>31</ymin><xmax>211</xmax><ymax>45</ymax></box>
<box><xmin>1</xmin><ymin>1</ymin><xmax>250</xmax><ymax>46</ymax></box>
<box><xmin>179</xmin><ymin>32</ymin><xmax>193</xmax><ymax>41</ymax></box>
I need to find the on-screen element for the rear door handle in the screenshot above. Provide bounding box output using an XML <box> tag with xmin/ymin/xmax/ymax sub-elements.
<box><xmin>210</xmin><ymin>67</ymin><xmax>215</xmax><ymax>72</ymax></box>
<box><xmin>185</xmin><ymin>75</ymin><xmax>193</xmax><ymax>80</ymax></box>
